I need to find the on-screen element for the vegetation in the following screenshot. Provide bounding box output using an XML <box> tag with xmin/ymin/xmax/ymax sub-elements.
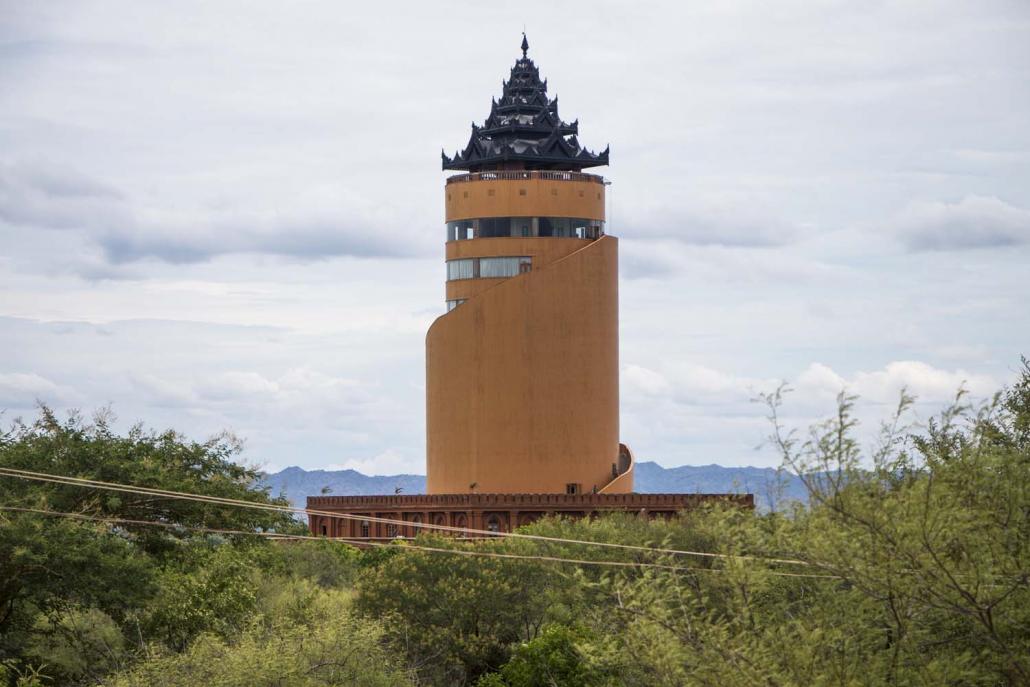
<box><xmin>1</xmin><ymin>360</ymin><xmax>1028</xmax><ymax>686</ymax></box>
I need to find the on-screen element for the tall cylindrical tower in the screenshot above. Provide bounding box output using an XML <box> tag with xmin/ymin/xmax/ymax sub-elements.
<box><xmin>426</xmin><ymin>36</ymin><xmax>632</xmax><ymax>495</ymax></box>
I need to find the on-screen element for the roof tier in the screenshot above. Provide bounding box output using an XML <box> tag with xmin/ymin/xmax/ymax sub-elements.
<box><xmin>442</xmin><ymin>35</ymin><xmax>609</xmax><ymax>172</ymax></box>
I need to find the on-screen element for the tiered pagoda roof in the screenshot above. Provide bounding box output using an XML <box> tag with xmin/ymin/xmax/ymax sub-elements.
<box><xmin>442</xmin><ymin>35</ymin><xmax>609</xmax><ymax>172</ymax></box>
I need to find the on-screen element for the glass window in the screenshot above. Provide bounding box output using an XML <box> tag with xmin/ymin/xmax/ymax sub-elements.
<box><xmin>446</xmin><ymin>218</ymin><xmax>603</xmax><ymax>241</ymax></box>
<box><xmin>447</xmin><ymin>220</ymin><xmax>474</xmax><ymax>241</ymax></box>
<box><xmin>538</xmin><ymin>216</ymin><xmax>554</xmax><ymax>237</ymax></box>
<box><xmin>446</xmin><ymin>299</ymin><xmax>466</xmax><ymax>311</ymax></box>
<box><xmin>446</xmin><ymin>259</ymin><xmax>475</xmax><ymax>281</ymax></box>
<box><xmin>480</xmin><ymin>256</ymin><xmax>529</xmax><ymax>278</ymax></box>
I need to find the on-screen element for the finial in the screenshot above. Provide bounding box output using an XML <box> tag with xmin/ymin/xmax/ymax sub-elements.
<box><xmin>521</xmin><ymin>32</ymin><xmax>529</xmax><ymax>58</ymax></box>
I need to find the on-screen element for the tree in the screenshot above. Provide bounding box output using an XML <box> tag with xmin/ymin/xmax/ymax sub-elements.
<box><xmin>355</xmin><ymin>537</ymin><xmax>575</xmax><ymax>685</ymax></box>
<box><xmin>476</xmin><ymin>624</ymin><xmax>615</xmax><ymax>687</ymax></box>
<box><xmin>107</xmin><ymin>587</ymin><xmax>412</xmax><ymax>687</ymax></box>
<box><xmin>0</xmin><ymin>407</ymin><xmax>303</xmax><ymax>682</ymax></box>
<box><xmin>584</xmin><ymin>360</ymin><xmax>1030</xmax><ymax>686</ymax></box>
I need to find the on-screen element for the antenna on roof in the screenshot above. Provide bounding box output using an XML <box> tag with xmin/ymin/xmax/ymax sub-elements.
<box><xmin>521</xmin><ymin>32</ymin><xmax>529</xmax><ymax>58</ymax></box>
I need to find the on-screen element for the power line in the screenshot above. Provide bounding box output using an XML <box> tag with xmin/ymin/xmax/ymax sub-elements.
<box><xmin>0</xmin><ymin>466</ymin><xmax>811</xmax><ymax>567</ymax></box>
<box><xmin>0</xmin><ymin>505</ymin><xmax>841</xmax><ymax>579</ymax></box>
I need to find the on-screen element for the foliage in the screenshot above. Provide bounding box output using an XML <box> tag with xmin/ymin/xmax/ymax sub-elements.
<box><xmin>107</xmin><ymin>588</ymin><xmax>411</xmax><ymax>687</ymax></box>
<box><xmin>583</xmin><ymin>360</ymin><xmax>1030</xmax><ymax>686</ymax></box>
<box><xmin>355</xmin><ymin>536</ymin><xmax>577</xmax><ymax>685</ymax></box>
<box><xmin>0</xmin><ymin>408</ymin><xmax>321</xmax><ymax>685</ymax></box>
<box><xmin>475</xmin><ymin>624</ymin><xmax>615</xmax><ymax>687</ymax></box>
<box><xmin>23</xmin><ymin>607</ymin><xmax>127</xmax><ymax>683</ymax></box>
<box><xmin>0</xmin><ymin>406</ymin><xmax>298</xmax><ymax>549</ymax></box>
<box><xmin>142</xmin><ymin>545</ymin><xmax>262</xmax><ymax>652</ymax></box>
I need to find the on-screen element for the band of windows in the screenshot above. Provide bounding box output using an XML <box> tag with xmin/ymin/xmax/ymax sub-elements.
<box><xmin>446</xmin><ymin>256</ymin><xmax>532</xmax><ymax>281</ymax></box>
<box><xmin>447</xmin><ymin>217</ymin><xmax>604</xmax><ymax>241</ymax></box>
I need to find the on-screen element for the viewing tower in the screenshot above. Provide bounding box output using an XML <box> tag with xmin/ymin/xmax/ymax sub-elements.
<box><xmin>426</xmin><ymin>35</ymin><xmax>632</xmax><ymax>495</ymax></box>
<box><xmin>305</xmin><ymin>36</ymin><xmax>752</xmax><ymax>539</ymax></box>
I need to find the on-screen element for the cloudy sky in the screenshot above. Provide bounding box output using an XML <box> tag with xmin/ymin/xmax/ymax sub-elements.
<box><xmin>2</xmin><ymin>1</ymin><xmax>1028</xmax><ymax>475</ymax></box>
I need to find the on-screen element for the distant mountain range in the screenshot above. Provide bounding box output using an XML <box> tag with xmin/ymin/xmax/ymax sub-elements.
<box><xmin>260</xmin><ymin>462</ymin><xmax>808</xmax><ymax>512</ymax></box>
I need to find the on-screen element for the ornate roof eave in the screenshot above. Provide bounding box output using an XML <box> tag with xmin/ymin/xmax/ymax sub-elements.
<box><xmin>442</xmin><ymin>138</ymin><xmax>609</xmax><ymax>171</ymax></box>
<box><xmin>478</xmin><ymin>124</ymin><xmax>577</xmax><ymax>138</ymax></box>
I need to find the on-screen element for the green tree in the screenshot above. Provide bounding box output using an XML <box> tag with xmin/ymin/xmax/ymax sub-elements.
<box><xmin>583</xmin><ymin>361</ymin><xmax>1030</xmax><ymax>686</ymax></box>
<box><xmin>0</xmin><ymin>407</ymin><xmax>303</xmax><ymax>682</ymax></box>
<box><xmin>476</xmin><ymin>624</ymin><xmax>615</xmax><ymax>687</ymax></box>
<box><xmin>108</xmin><ymin>588</ymin><xmax>411</xmax><ymax>687</ymax></box>
<box><xmin>356</xmin><ymin>537</ymin><xmax>576</xmax><ymax>685</ymax></box>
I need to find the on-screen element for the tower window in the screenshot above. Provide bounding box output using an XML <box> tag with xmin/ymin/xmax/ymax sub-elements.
<box><xmin>566</xmin><ymin>483</ymin><xmax>581</xmax><ymax>495</ymax></box>
<box><xmin>360</xmin><ymin>521</ymin><xmax>370</xmax><ymax>538</ymax></box>
<box><xmin>446</xmin><ymin>259</ymin><xmax>475</xmax><ymax>281</ymax></box>
<box><xmin>479</xmin><ymin>256</ymin><xmax>531</xmax><ymax>278</ymax></box>
<box><xmin>447</xmin><ymin>220</ymin><xmax>474</xmax><ymax>241</ymax></box>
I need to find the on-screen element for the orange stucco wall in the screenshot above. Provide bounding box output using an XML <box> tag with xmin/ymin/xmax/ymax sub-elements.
<box><xmin>445</xmin><ymin>178</ymin><xmax>605</xmax><ymax>222</ymax></box>
<box><xmin>426</xmin><ymin>235</ymin><xmax>628</xmax><ymax>494</ymax></box>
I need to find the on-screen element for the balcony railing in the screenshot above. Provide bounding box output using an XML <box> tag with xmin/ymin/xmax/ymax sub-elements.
<box><xmin>446</xmin><ymin>170</ymin><xmax>605</xmax><ymax>185</ymax></box>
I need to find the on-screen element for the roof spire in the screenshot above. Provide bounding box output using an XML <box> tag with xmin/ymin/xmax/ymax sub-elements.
<box><xmin>521</xmin><ymin>32</ymin><xmax>529</xmax><ymax>58</ymax></box>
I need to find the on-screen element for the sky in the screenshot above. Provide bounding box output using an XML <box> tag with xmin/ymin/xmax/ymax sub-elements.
<box><xmin>1</xmin><ymin>1</ymin><xmax>1028</xmax><ymax>475</ymax></box>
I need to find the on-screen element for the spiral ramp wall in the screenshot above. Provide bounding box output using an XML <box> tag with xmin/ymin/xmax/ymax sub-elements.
<box><xmin>426</xmin><ymin>234</ymin><xmax>632</xmax><ymax>495</ymax></box>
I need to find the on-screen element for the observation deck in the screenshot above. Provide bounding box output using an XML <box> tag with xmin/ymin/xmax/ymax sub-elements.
<box><xmin>445</xmin><ymin>170</ymin><xmax>605</xmax><ymax>185</ymax></box>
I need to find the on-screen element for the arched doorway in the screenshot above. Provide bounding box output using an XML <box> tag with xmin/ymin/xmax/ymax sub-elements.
<box><xmin>485</xmin><ymin>515</ymin><xmax>502</xmax><ymax>533</ymax></box>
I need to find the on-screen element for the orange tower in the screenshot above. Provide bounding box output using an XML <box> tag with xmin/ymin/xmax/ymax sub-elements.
<box><xmin>305</xmin><ymin>38</ymin><xmax>751</xmax><ymax>539</ymax></box>
<box><xmin>426</xmin><ymin>35</ymin><xmax>633</xmax><ymax>495</ymax></box>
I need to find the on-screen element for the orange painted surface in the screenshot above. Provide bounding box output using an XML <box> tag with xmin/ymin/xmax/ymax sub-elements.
<box><xmin>445</xmin><ymin>178</ymin><xmax>605</xmax><ymax>222</ymax></box>
<box><xmin>426</xmin><ymin>235</ymin><xmax>629</xmax><ymax>494</ymax></box>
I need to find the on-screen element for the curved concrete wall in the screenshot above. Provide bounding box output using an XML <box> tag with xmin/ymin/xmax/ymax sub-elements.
<box><xmin>445</xmin><ymin>178</ymin><xmax>605</xmax><ymax>222</ymax></box>
<box><xmin>426</xmin><ymin>235</ymin><xmax>629</xmax><ymax>494</ymax></box>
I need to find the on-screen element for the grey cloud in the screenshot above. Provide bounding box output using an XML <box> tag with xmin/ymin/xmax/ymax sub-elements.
<box><xmin>890</xmin><ymin>196</ymin><xmax>1030</xmax><ymax>251</ymax></box>
<box><xmin>621</xmin><ymin>203</ymin><xmax>804</xmax><ymax>248</ymax></box>
<box><xmin>0</xmin><ymin>158</ymin><xmax>432</xmax><ymax>265</ymax></box>
<box><xmin>0</xmin><ymin>160</ymin><xmax>132</xmax><ymax>230</ymax></box>
<box><xmin>99</xmin><ymin>216</ymin><xmax>423</xmax><ymax>264</ymax></box>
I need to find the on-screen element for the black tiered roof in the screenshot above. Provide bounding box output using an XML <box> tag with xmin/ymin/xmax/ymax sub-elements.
<box><xmin>442</xmin><ymin>35</ymin><xmax>609</xmax><ymax>172</ymax></box>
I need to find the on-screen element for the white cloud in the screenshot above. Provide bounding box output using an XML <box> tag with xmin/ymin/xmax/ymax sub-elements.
<box><xmin>621</xmin><ymin>359</ymin><xmax>1008</xmax><ymax>468</ymax></box>
<box><xmin>328</xmin><ymin>448</ymin><xmax>419</xmax><ymax>476</ymax></box>
<box><xmin>0</xmin><ymin>372</ymin><xmax>79</xmax><ymax>408</ymax></box>
<box><xmin>849</xmin><ymin>361</ymin><xmax>996</xmax><ymax>403</ymax></box>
